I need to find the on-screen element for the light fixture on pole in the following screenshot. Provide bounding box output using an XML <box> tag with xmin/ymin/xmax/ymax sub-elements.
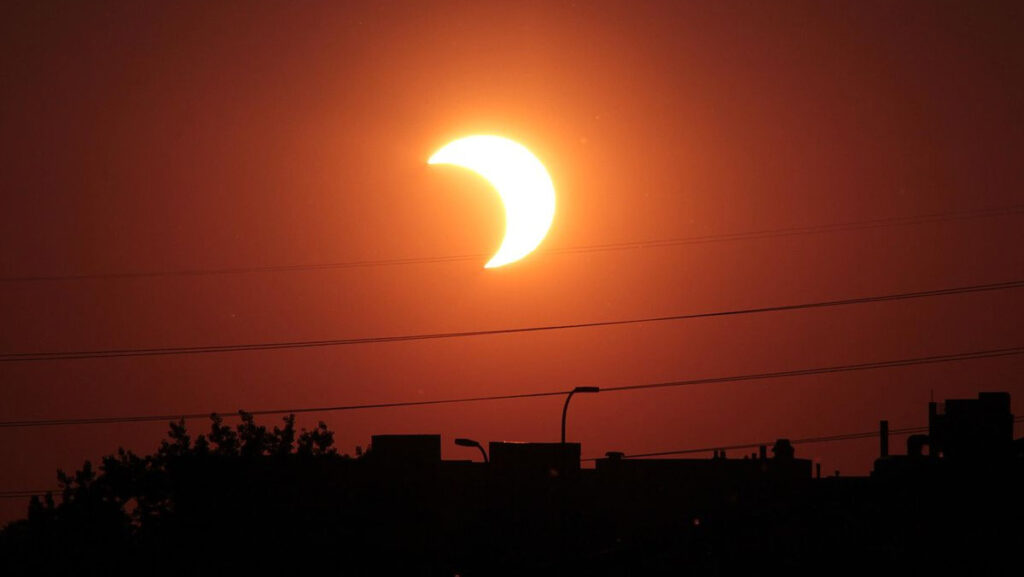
<box><xmin>561</xmin><ymin>386</ymin><xmax>600</xmax><ymax>444</ymax></box>
<box><xmin>454</xmin><ymin>438</ymin><xmax>488</xmax><ymax>463</ymax></box>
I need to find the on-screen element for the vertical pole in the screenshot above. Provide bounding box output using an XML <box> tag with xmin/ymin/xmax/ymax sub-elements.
<box><xmin>561</xmin><ymin>390</ymin><xmax>576</xmax><ymax>444</ymax></box>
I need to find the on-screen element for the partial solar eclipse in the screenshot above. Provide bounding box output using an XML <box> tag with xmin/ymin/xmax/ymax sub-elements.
<box><xmin>429</xmin><ymin>135</ymin><xmax>556</xmax><ymax>268</ymax></box>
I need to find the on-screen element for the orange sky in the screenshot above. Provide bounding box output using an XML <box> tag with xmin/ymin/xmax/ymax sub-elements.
<box><xmin>2</xmin><ymin>1</ymin><xmax>1023</xmax><ymax>525</ymax></box>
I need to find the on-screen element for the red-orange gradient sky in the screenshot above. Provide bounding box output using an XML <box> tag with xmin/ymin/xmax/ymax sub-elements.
<box><xmin>2</xmin><ymin>1</ymin><xmax>1023</xmax><ymax>525</ymax></box>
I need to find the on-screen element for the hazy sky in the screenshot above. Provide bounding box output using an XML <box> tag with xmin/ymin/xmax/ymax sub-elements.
<box><xmin>2</xmin><ymin>1</ymin><xmax>1022</xmax><ymax>525</ymax></box>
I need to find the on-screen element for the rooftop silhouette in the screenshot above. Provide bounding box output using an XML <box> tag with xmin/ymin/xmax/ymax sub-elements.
<box><xmin>1</xmin><ymin>393</ymin><xmax>1020</xmax><ymax>575</ymax></box>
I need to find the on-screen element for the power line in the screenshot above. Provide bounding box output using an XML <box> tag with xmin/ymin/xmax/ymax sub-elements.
<box><xmin>1</xmin><ymin>345</ymin><xmax>1020</xmax><ymax>429</ymax></box>
<box><xmin>2</xmin><ymin>204</ymin><xmax>1021</xmax><ymax>283</ymax></box>
<box><xmin>600</xmin><ymin>347</ymin><xmax>1024</xmax><ymax>394</ymax></box>
<box><xmin>553</xmin><ymin>204</ymin><xmax>1024</xmax><ymax>255</ymax></box>
<box><xmin>593</xmin><ymin>426</ymin><xmax>928</xmax><ymax>460</ymax></box>
<box><xmin>585</xmin><ymin>417</ymin><xmax>1024</xmax><ymax>460</ymax></box>
<box><xmin>2</xmin><ymin>279</ymin><xmax>1021</xmax><ymax>363</ymax></box>
<box><xmin>0</xmin><ymin>490</ymin><xmax>54</xmax><ymax>499</ymax></box>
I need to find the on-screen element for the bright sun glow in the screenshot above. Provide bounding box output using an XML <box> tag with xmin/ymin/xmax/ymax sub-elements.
<box><xmin>429</xmin><ymin>135</ymin><xmax>556</xmax><ymax>268</ymax></box>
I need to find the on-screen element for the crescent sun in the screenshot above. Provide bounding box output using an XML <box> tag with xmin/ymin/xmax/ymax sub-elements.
<box><xmin>428</xmin><ymin>135</ymin><xmax>556</xmax><ymax>268</ymax></box>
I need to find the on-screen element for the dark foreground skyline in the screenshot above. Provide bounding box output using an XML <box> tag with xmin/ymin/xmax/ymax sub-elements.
<box><xmin>2</xmin><ymin>391</ymin><xmax>1020</xmax><ymax>574</ymax></box>
<box><xmin>2</xmin><ymin>1</ymin><xmax>1023</xmax><ymax>527</ymax></box>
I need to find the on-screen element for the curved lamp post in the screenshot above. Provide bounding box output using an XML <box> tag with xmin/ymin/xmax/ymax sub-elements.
<box><xmin>561</xmin><ymin>386</ymin><xmax>600</xmax><ymax>444</ymax></box>
<box><xmin>454</xmin><ymin>437</ymin><xmax>488</xmax><ymax>463</ymax></box>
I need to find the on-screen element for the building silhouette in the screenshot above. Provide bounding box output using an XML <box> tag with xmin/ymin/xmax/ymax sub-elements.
<box><xmin>2</xmin><ymin>393</ymin><xmax>1021</xmax><ymax>575</ymax></box>
<box><xmin>875</xmin><ymin>391</ymin><xmax>1019</xmax><ymax>476</ymax></box>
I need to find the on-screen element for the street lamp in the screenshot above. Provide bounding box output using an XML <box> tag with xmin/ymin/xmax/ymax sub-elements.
<box><xmin>454</xmin><ymin>437</ymin><xmax>488</xmax><ymax>463</ymax></box>
<box><xmin>561</xmin><ymin>386</ymin><xmax>600</xmax><ymax>444</ymax></box>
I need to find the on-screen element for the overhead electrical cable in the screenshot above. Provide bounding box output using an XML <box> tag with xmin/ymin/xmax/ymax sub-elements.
<box><xmin>1</xmin><ymin>204</ymin><xmax>1021</xmax><ymax>283</ymax></box>
<box><xmin>0</xmin><ymin>490</ymin><xmax>56</xmax><ymax>499</ymax></box>
<box><xmin>591</xmin><ymin>426</ymin><xmax>930</xmax><ymax>460</ymax></box>
<box><xmin>0</xmin><ymin>345</ymin><xmax>1020</xmax><ymax>429</ymax></box>
<box><xmin>1</xmin><ymin>279</ymin><xmax>1021</xmax><ymax>362</ymax></box>
<box><xmin>583</xmin><ymin>416</ymin><xmax>1024</xmax><ymax>461</ymax></box>
<box><xmin>598</xmin><ymin>347</ymin><xmax>1024</xmax><ymax>394</ymax></box>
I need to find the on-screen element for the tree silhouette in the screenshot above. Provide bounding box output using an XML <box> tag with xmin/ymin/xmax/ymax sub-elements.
<box><xmin>0</xmin><ymin>412</ymin><xmax>345</xmax><ymax>573</ymax></box>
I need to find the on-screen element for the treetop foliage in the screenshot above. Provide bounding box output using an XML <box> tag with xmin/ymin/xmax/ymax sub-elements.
<box><xmin>8</xmin><ymin>412</ymin><xmax>341</xmax><ymax>534</ymax></box>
